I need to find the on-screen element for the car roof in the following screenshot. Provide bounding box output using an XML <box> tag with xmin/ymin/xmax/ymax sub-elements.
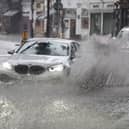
<box><xmin>121</xmin><ymin>27</ymin><xmax>129</xmax><ymax>32</ymax></box>
<box><xmin>26</xmin><ymin>37</ymin><xmax>77</xmax><ymax>45</ymax></box>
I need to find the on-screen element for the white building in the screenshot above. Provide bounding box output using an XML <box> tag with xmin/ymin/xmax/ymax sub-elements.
<box><xmin>63</xmin><ymin>0</ymin><xmax>117</xmax><ymax>37</ymax></box>
<box><xmin>89</xmin><ymin>0</ymin><xmax>116</xmax><ymax>35</ymax></box>
<box><xmin>22</xmin><ymin>0</ymin><xmax>45</xmax><ymax>37</ymax></box>
<box><xmin>36</xmin><ymin>0</ymin><xmax>89</xmax><ymax>39</ymax></box>
<box><xmin>21</xmin><ymin>0</ymin><xmax>32</xmax><ymax>37</ymax></box>
<box><xmin>62</xmin><ymin>0</ymin><xmax>89</xmax><ymax>39</ymax></box>
<box><xmin>21</xmin><ymin>0</ymin><xmax>116</xmax><ymax>38</ymax></box>
<box><xmin>51</xmin><ymin>0</ymin><xmax>116</xmax><ymax>39</ymax></box>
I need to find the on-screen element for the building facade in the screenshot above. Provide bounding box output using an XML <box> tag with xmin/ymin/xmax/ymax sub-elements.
<box><xmin>62</xmin><ymin>0</ymin><xmax>89</xmax><ymax>39</ymax></box>
<box><xmin>22</xmin><ymin>0</ymin><xmax>46</xmax><ymax>37</ymax></box>
<box><xmin>0</xmin><ymin>0</ymin><xmax>118</xmax><ymax>38</ymax></box>
<box><xmin>89</xmin><ymin>0</ymin><xmax>115</xmax><ymax>35</ymax></box>
<box><xmin>40</xmin><ymin>0</ymin><xmax>89</xmax><ymax>39</ymax></box>
<box><xmin>22</xmin><ymin>0</ymin><xmax>33</xmax><ymax>37</ymax></box>
<box><xmin>32</xmin><ymin>0</ymin><xmax>45</xmax><ymax>37</ymax></box>
<box><xmin>0</xmin><ymin>0</ymin><xmax>22</xmax><ymax>34</ymax></box>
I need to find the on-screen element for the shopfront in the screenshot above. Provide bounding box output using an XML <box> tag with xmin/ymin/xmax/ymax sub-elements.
<box><xmin>3</xmin><ymin>10</ymin><xmax>21</xmax><ymax>33</ymax></box>
<box><xmin>89</xmin><ymin>1</ymin><xmax>114</xmax><ymax>35</ymax></box>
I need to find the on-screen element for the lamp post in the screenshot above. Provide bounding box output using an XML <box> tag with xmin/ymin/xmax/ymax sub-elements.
<box><xmin>30</xmin><ymin>0</ymin><xmax>34</xmax><ymax>37</ymax></box>
<box><xmin>46</xmin><ymin>0</ymin><xmax>50</xmax><ymax>37</ymax></box>
<box><xmin>100</xmin><ymin>0</ymin><xmax>104</xmax><ymax>35</ymax></box>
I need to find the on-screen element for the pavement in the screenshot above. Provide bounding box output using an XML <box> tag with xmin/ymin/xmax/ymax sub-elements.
<box><xmin>0</xmin><ymin>33</ymin><xmax>21</xmax><ymax>42</ymax></box>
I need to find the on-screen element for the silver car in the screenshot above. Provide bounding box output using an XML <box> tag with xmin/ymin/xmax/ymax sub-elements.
<box><xmin>117</xmin><ymin>27</ymin><xmax>129</xmax><ymax>39</ymax></box>
<box><xmin>0</xmin><ymin>38</ymin><xmax>80</xmax><ymax>81</ymax></box>
<box><xmin>116</xmin><ymin>27</ymin><xmax>129</xmax><ymax>50</ymax></box>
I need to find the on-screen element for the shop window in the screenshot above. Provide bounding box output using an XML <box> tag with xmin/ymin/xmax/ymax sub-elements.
<box><xmin>36</xmin><ymin>20</ymin><xmax>40</xmax><ymax>26</ymax></box>
<box><xmin>81</xmin><ymin>17</ymin><xmax>88</xmax><ymax>29</ymax></box>
<box><xmin>37</xmin><ymin>3</ymin><xmax>41</xmax><ymax>8</ymax></box>
<box><xmin>64</xmin><ymin>20</ymin><xmax>69</xmax><ymax>29</ymax></box>
<box><xmin>81</xmin><ymin>9</ymin><xmax>88</xmax><ymax>17</ymax></box>
<box><xmin>90</xmin><ymin>13</ymin><xmax>101</xmax><ymax>34</ymax></box>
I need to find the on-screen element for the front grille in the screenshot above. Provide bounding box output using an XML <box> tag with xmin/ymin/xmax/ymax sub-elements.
<box><xmin>14</xmin><ymin>65</ymin><xmax>28</xmax><ymax>74</ymax></box>
<box><xmin>14</xmin><ymin>65</ymin><xmax>45</xmax><ymax>75</ymax></box>
<box><xmin>29</xmin><ymin>65</ymin><xmax>45</xmax><ymax>75</ymax></box>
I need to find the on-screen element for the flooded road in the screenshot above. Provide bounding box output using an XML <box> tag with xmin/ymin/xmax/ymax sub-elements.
<box><xmin>0</xmin><ymin>80</ymin><xmax>115</xmax><ymax>129</ymax></box>
<box><xmin>0</xmin><ymin>35</ymin><xmax>129</xmax><ymax>129</ymax></box>
<box><xmin>1</xmin><ymin>79</ymin><xmax>129</xmax><ymax>129</ymax></box>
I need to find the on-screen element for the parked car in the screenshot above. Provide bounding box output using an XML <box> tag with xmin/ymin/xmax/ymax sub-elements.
<box><xmin>114</xmin><ymin>27</ymin><xmax>129</xmax><ymax>50</ymax></box>
<box><xmin>117</xmin><ymin>27</ymin><xmax>129</xmax><ymax>40</ymax></box>
<box><xmin>0</xmin><ymin>38</ymin><xmax>80</xmax><ymax>81</ymax></box>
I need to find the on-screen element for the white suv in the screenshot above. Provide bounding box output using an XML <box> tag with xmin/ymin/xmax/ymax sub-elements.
<box><xmin>0</xmin><ymin>38</ymin><xmax>80</xmax><ymax>81</ymax></box>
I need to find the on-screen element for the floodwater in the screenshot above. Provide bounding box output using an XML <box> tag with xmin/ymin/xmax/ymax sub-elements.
<box><xmin>0</xmin><ymin>35</ymin><xmax>129</xmax><ymax>129</ymax></box>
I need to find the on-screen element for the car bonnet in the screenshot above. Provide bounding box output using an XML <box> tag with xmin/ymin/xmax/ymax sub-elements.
<box><xmin>6</xmin><ymin>54</ymin><xmax>69</xmax><ymax>66</ymax></box>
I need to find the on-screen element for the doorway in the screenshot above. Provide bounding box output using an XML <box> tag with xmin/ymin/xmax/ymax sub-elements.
<box><xmin>70</xmin><ymin>19</ymin><xmax>76</xmax><ymax>38</ymax></box>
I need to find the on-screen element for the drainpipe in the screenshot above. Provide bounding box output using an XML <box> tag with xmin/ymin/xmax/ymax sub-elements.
<box><xmin>100</xmin><ymin>0</ymin><xmax>104</xmax><ymax>35</ymax></box>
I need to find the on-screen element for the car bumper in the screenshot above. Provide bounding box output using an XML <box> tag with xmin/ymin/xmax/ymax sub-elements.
<box><xmin>0</xmin><ymin>68</ymin><xmax>67</xmax><ymax>81</ymax></box>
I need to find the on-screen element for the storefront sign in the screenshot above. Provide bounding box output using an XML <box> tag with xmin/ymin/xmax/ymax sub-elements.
<box><xmin>90</xmin><ymin>2</ymin><xmax>114</xmax><ymax>10</ymax></box>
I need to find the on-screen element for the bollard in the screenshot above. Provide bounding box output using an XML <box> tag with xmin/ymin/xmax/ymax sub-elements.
<box><xmin>21</xmin><ymin>31</ymin><xmax>28</xmax><ymax>46</ymax></box>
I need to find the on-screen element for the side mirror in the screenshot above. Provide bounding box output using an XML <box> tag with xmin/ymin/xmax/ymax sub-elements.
<box><xmin>8</xmin><ymin>50</ymin><xmax>15</xmax><ymax>55</ymax></box>
<box><xmin>70</xmin><ymin>54</ymin><xmax>75</xmax><ymax>60</ymax></box>
<box><xmin>70</xmin><ymin>56</ymin><xmax>76</xmax><ymax>63</ymax></box>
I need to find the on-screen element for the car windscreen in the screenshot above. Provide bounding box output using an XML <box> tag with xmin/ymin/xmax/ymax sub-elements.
<box><xmin>17</xmin><ymin>41</ymin><xmax>69</xmax><ymax>56</ymax></box>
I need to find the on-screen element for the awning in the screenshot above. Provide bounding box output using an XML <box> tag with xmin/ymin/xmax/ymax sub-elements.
<box><xmin>3</xmin><ymin>10</ymin><xmax>19</xmax><ymax>16</ymax></box>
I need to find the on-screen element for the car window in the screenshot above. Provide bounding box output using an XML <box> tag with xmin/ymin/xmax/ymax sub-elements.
<box><xmin>71</xmin><ymin>43</ymin><xmax>76</xmax><ymax>58</ymax></box>
<box><xmin>16</xmin><ymin>41</ymin><xmax>36</xmax><ymax>53</ymax></box>
<box><xmin>18</xmin><ymin>42</ymin><xmax>69</xmax><ymax>56</ymax></box>
<box><xmin>72</xmin><ymin>42</ymin><xmax>80</xmax><ymax>52</ymax></box>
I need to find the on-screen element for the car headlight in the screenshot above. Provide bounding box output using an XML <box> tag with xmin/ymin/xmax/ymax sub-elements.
<box><xmin>48</xmin><ymin>64</ymin><xmax>64</xmax><ymax>72</ymax></box>
<box><xmin>2</xmin><ymin>62</ymin><xmax>12</xmax><ymax>70</ymax></box>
